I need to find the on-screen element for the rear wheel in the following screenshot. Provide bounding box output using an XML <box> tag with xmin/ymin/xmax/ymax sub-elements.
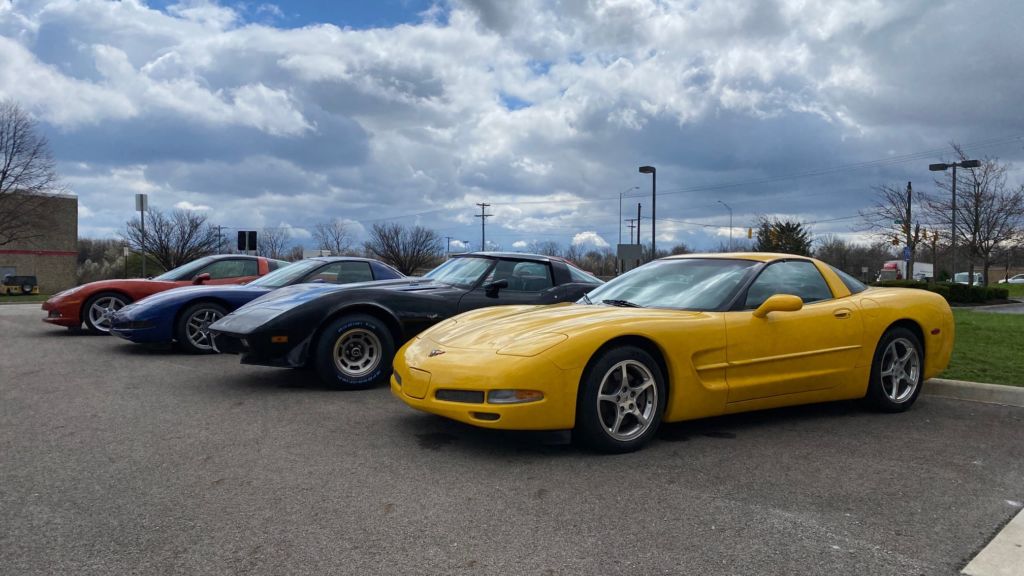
<box><xmin>176</xmin><ymin>302</ymin><xmax>227</xmax><ymax>354</ymax></box>
<box><xmin>575</xmin><ymin>346</ymin><xmax>666</xmax><ymax>453</ymax></box>
<box><xmin>314</xmin><ymin>314</ymin><xmax>395</xmax><ymax>390</ymax></box>
<box><xmin>866</xmin><ymin>327</ymin><xmax>923</xmax><ymax>412</ymax></box>
<box><xmin>83</xmin><ymin>292</ymin><xmax>130</xmax><ymax>334</ymax></box>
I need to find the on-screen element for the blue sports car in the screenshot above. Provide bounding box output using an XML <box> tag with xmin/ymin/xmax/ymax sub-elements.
<box><xmin>109</xmin><ymin>257</ymin><xmax>404</xmax><ymax>353</ymax></box>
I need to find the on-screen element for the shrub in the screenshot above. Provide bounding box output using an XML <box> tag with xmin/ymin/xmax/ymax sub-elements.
<box><xmin>872</xmin><ymin>280</ymin><xmax>1005</xmax><ymax>304</ymax></box>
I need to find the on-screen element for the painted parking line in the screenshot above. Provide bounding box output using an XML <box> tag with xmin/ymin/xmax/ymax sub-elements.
<box><xmin>963</xmin><ymin>507</ymin><xmax>1024</xmax><ymax>576</ymax></box>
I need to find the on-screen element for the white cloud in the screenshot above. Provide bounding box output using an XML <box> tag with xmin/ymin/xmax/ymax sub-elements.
<box><xmin>572</xmin><ymin>231</ymin><xmax>609</xmax><ymax>248</ymax></box>
<box><xmin>175</xmin><ymin>201</ymin><xmax>211</xmax><ymax>211</ymax></box>
<box><xmin>511</xmin><ymin>240</ymin><xmax>527</xmax><ymax>249</ymax></box>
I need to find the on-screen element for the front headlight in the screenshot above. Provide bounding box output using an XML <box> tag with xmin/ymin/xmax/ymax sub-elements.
<box><xmin>496</xmin><ymin>333</ymin><xmax>568</xmax><ymax>357</ymax></box>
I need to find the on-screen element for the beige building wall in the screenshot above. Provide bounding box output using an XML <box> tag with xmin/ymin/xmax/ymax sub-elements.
<box><xmin>0</xmin><ymin>194</ymin><xmax>78</xmax><ymax>294</ymax></box>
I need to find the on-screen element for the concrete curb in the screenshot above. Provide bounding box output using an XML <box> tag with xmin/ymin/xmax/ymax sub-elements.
<box><xmin>924</xmin><ymin>378</ymin><xmax>1024</xmax><ymax>408</ymax></box>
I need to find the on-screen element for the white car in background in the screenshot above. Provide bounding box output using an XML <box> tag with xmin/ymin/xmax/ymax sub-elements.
<box><xmin>997</xmin><ymin>274</ymin><xmax>1024</xmax><ymax>284</ymax></box>
<box><xmin>954</xmin><ymin>272</ymin><xmax>985</xmax><ymax>285</ymax></box>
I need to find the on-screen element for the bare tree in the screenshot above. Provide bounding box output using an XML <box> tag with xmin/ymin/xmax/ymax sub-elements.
<box><xmin>526</xmin><ymin>240</ymin><xmax>561</xmax><ymax>256</ymax></box>
<box><xmin>858</xmin><ymin>182</ymin><xmax>926</xmax><ymax>279</ymax></box>
<box><xmin>924</xmin><ymin>144</ymin><xmax>1024</xmax><ymax>285</ymax></box>
<box><xmin>124</xmin><ymin>208</ymin><xmax>221</xmax><ymax>271</ymax></box>
<box><xmin>0</xmin><ymin>100</ymin><xmax>62</xmax><ymax>246</ymax></box>
<box><xmin>313</xmin><ymin>219</ymin><xmax>356</xmax><ymax>255</ymax></box>
<box><xmin>258</xmin><ymin>227</ymin><xmax>291</xmax><ymax>260</ymax></box>
<box><xmin>364</xmin><ymin>223</ymin><xmax>442</xmax><ymax>275</ymax></box>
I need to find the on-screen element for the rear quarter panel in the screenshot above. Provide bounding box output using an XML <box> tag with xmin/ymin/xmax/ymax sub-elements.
<box><xmin>854</xmin><ymin>288</ymin><xmax>954</xmax><ymax>383</ymax></box>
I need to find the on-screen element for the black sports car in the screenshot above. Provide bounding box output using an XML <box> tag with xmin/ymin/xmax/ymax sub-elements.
<box><xmin>208</xmin><ymin>252</ymin><xmax>604</xmax><ymax>389</ymax></box>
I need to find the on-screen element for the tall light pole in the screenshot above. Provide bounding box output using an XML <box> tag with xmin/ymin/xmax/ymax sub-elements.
<box><xmin>929</xmin><ymin>159</ymin><xmax>981</xmax><ymax>281</ymax></box>
<box><xmin>618</xmin><ymin>186</ymin><xmax>639</xmax><ymax>246</ymax></box>
<box><xmin>638</xmin><ymin>166</ymin><xmax>656</xmax><ymax>259</ymax></box>
<box><xmin>717</xmin><ymin>200</ymin><xmax>733</xmax><ymax>251</ymax></box>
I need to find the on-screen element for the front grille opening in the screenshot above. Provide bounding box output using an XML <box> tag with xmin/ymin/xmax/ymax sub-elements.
<box><xmin>471</xmin><ymin>412</ymin><xmax>500</xmax><ymax>421</ymax></box>
<box><xmin>435</xmin><ymin>389</ymin><xmax>484</xmax><ymax>404</ymax></box>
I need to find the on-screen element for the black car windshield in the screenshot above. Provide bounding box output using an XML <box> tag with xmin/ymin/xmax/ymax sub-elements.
<box><xmin>152</xmin><ymin>256</ymin><xmax>217</xmax><ymax>281</ymax></box>
<box><xmin>581</xmin><ymin>258</ymin><xmax>759</xmax><ymax>310</ymax></box>
<box><xmin>422</xmin><ymin>257</ymin><xmax>494</xmax><ymax>288</ymax></box>
<box><xmin>247</xmin><ymin>260</ymin><xmax>318</xmax><ymax>288</ymax></box>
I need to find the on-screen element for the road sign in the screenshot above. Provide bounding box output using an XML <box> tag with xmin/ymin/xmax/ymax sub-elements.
<box><xmin>903</xmin><ymin>247</ymin><xmax>911</xmax><ymax>261</ymax></box>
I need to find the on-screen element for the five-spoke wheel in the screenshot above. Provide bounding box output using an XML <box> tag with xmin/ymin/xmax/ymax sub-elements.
<box><xmin>176</xmin><ymin>302</ymin><xmax>227</xmax><ymax>354</ymax></box>
<box><xmin>867</xmin><ymin>327</ymin><xmax>924</xmax><ymax>412</ymax></box>
<box><xmin>83</xmin><ymin>292</ymin><xmax>130</xmax><ymax>334</ymax></box>
<box><xmin>576</xmin><ymin>346</ymin><xmax>666</xmax><ymax>453</ymax></box>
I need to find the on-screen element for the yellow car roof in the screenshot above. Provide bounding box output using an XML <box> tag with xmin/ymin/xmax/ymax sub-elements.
<box><xmin>664</xmin><ymin>252</ymin><xmax>811</xmax><ymax>263</ymax></box>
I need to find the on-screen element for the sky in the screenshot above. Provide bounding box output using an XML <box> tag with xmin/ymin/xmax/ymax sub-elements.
<box><xmin>2</xmin><ymin>0</ymin><xmax>1023</xmax><ymax>253</ymax></box>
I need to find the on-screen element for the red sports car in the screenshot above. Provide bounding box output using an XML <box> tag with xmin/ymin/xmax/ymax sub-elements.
<box><xmin>42</xmin><ymin>254</ymin><xmax>287</xmax><ymax>333</ymax></box>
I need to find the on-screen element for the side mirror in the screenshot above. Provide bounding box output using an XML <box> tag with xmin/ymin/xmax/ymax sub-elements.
<box><xmin>193</xmin><ymin>273</ymin><xmax>212</xmax><ymax>285</ymax></box>
<box><xmin>752</xmin><ymin>294</ymin><xmax>803</xmax><ymax>318</ymax></box>
<box><xmin>483</xmin><ymin>278</ymin><xmax>509</xmax><ymax>297</ymax></box>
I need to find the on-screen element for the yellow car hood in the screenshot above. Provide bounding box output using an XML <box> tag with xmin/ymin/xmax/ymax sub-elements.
<box><xmin>425</xmin><ymin>303</ymin><xmax>702</xmax><ymax>352</ymax></box>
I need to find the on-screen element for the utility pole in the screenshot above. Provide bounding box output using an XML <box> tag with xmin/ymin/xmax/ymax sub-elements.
<box><xmin>636</xmin><ymin>203</ymin><xmax>642</xmax><ymax>246</ymax></box>
<box><xmin>444</xmin><ymin>236</ymin><xmax>453</xmax><ymax>258</ymax></box>
<box><xmin>475</xmin><ymin>203</ymin><xmax>492</xmax><ymax>252</ymax></box>
<box><xmin>216</xmin><ymin>225</ymin><xmax>224</xmax><ymax>254</ymax></box>
<box><xmin>930</xmin><ymin>159</ymin><xmax>981</xmax><ymax>282</ymax></box>
<box><xmin>625</xmin><ymin>219</ymin><xmax>637</xmax><ymax>243</ymax></box>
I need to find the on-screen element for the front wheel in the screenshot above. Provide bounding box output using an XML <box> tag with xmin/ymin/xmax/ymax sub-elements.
<box><xmin>575</xmin><ymin>346</ymin><xmax>666</xmax><ymax>453</ymax></box>
<box><xmin>83</xmin><ymin>292</ymin><xmax>130</xmax><ymax>334</ymax></box>
<box><xmin>866</xmin><ymin>327</ymin><xmax>924</xmax><ymax>412</ymax></box>
<box><xmin>314</xmin><ymin>314</ymin><xmax>395</xmax><ymax>390</ymax></box>
<box><xmin>176</xmin><ymin>302</ymin><xmax>227</xmax><ymax>354</ymax></box>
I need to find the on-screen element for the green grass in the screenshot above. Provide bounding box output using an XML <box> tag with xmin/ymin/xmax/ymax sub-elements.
<box><xmin>942</xmin><ymin>309</ymin><xmax>1024</xmax><ymax>386</ymax></box>
<box><xmin>0</xmin><ymin>293</ymin><xmax>49</xmax><ymax>304</ymax></box>
<box><xmin>1004</xmin><ymin>283</ymin><xmax>1024</xmax><ymax>299</ymax></box>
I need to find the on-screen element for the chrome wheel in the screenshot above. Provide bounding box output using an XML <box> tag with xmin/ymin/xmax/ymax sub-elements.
<box><xmin>185</xmin><ymin>308</ymin><xmax>224</xmax><ymax>351</ymax></box>
<box><xmin>332</xmin><ymin>328</ymin><xmax>382</xmax><ymax>379</ymax></box>
<box><xmin>880</xmin><ymin>337</ymin><xmax>920</xmax><ymax>403</ymax></box>
<box><xmin>87</xmin><ymin>296</ymin><xmax>126</xmax><ymax>332</ymax></box>
<box><xmin>596</xmin><ymin>360</ymin><xmax>659</xmax><ymax>441</ymax></box>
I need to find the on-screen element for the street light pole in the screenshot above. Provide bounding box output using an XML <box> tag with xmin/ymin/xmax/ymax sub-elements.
<box><xmin>717</xmin><ymin>200</ymin><xmax>733</xmax><ymax>251</ymax></box>
<box><xmin>929</xmin><ymin>159</ymin><xmax>981</xmax><ymax>281</ymax></box>
<box><xmin>638</xmin><ymin>166</ymin><xmax>656</xmax><ymax>260</ymax></box>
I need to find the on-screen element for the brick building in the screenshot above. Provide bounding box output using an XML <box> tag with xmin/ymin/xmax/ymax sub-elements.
<box><xmin>0</xmin><ymin>194</ymin><xmax>78</xmax><ymax>294</ymax></box>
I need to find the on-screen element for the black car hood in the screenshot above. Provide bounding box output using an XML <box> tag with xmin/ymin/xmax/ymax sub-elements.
<box><xmin>238</xmin><ymin>277</ymin><xmax>455</xmax><ymax>309</ymax></box>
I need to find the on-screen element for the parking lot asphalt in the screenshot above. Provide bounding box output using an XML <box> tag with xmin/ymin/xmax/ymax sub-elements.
<box><xmin>2</xmin><ymin>303</ymin><xmax>1023</xmax><ymax>576</ymax></box>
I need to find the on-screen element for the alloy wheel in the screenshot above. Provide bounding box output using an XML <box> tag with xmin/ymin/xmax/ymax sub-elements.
<box><xmin>596</xmin><ymin>359</ymin><xmax>659</xmax><ymax>441</ymax></box>
<box><xmin>880</xmin><ymin>337</ymin><xmax>920</xmax><ymax>403</ymax></box>
<box><xmin>332</xmin><ymin>328</ymin><xmax>382</xmax><ymax>379</ymax></box>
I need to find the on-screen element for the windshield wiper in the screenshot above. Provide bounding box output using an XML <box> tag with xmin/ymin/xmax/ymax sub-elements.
<box><xmin>602</xmin><ymin>299</ymin><xmax>643</xmax><ymax>308</ymax></box>
<box><xmin>580</xmin><ymin>293</ymin><xmax>592</xmax><ymax>305</ymax></box>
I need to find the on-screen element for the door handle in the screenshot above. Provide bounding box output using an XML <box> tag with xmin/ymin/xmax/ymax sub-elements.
<box><xmin>833</xmin><ymin>309</ymin><xmax>851</xmax><ymax>319</ymax></box>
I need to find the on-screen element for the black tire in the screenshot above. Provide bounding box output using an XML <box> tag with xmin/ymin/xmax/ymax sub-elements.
<box><xmin>575</xmin><ymin>346</ymin><xmax>667</xmax><ymax>453</ymax></box>
<box><xmin>175</xmin><ymin>302</ymin><xmax>228</xmax><ymax>354</ymax></box>
<box><xmin>865</xmin><ymin>327</ymin><xmax>924</xmax><ymax>413</ymax></box>
<box><xmin>314</xmin><ymin>314</ymin><xmax>395</xmax><ymax>390</ymax></box>
<box><xmin>20</xmin><ymin>284</ymin><xmax>33</xmax><ymax>295</ymax></box>
<box><xmin>82</xmin><ymin>292</ymin><xmax>130</xmax><ymax>334</ymax></box>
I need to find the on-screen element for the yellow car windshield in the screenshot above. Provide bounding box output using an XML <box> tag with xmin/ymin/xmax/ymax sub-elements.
<box><xmin>583</xmin><ymin>259</ymin><xmax>758</xmax><ymax>310</ymax></box>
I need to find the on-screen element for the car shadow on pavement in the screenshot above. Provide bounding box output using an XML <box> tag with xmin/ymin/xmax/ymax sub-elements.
<box><xmin>215</xmin><ymin>366</ymin><xmax>342</xmax><ymax>392</ymax></box>
<box><xmin>388</xmin><ymin>399</ymin><xmax>871</xmax><ymax>457</ymax></box>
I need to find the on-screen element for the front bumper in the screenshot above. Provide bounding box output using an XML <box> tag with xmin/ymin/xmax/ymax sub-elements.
<box><xmin>211</xmin><ymin>329</ymin><xmax>307</xmax><ymax>367</ymax></box>
<box><xmin>41</xmin><ymin>300</ymin><xmax>81</xmax><ymax>327</ymax></box>
<box><xmin>390</xmin><ymin>340</ymin><xmax>579</xmax><ymax>431</ymax></box>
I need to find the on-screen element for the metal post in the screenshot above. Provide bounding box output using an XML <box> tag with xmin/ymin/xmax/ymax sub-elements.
<box><xmin>630</xmin><ymin>201</ymin><xmax>638</xmax><ymax>243</ymax></box>
<box><xmin>718</xmin><ymin>200</ymin><xmax>733</xmax><ymax>251</ymax></box>
<box><xmin>140</xmin><ymin>209</ymin><xmax>146</xmax><ymax>277</ymax></box>
<box><xmin>951</xmin><ymin>165</ymin><xmax>957</xmax><ymax>282</ymax></box>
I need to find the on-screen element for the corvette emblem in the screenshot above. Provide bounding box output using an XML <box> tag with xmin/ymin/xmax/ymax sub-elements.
<box><xmin>429</xmin><ymin>349</ymin><xmax>446</xmax><ymax>357</ymax></box>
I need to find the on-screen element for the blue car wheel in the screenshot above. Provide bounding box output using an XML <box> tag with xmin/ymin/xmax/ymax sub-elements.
<box><xmin>176</xmin><ymin>302</ymin><xmax>228</xmax><ymax>354</ymax></box>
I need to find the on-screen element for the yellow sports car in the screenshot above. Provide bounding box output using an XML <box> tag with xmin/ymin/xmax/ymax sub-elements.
<box><xmin>391</xmin><ymin>253</ymin><xmax>955</xmax><ymax>452</ymax></box>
